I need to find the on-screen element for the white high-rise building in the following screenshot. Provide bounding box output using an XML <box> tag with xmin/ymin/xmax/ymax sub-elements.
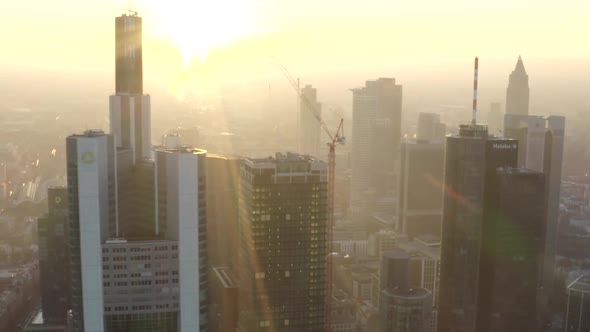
<box><xmin>155</xmin><ymin>147</ymin><xmax>208</xmax><ymax>331</ymax></box>
<box><xmin>66</xmin><ymin>130</ymin><xmax>115</xmax><ymax>332</ymax></box>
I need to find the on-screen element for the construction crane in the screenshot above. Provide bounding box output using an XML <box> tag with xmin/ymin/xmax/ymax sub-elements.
<box><xmin>272</xmin><ymin>57</ymin><xmax>345</xmax><ymax>332</ymax></box>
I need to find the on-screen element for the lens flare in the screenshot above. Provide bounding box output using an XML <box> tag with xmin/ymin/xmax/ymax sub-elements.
<box><xmin>141</xmin><ymin>0</ymin><xmax>257</xmax><ymax>67</ymax></box>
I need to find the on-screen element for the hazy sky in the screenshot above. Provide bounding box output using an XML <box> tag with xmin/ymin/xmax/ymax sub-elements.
<box><xmin>2</xmin><ymin>0</ymin><xmax>590</xmax><ymax>107</ymax></box>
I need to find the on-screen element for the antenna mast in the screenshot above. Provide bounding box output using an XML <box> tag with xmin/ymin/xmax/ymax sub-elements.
<box><xmin>127</xmin><ymin>0</ymin><xmax>138</xmax><ymax>16</ymax></box>
<box><xmin>472</xmin><ymin>56</ymin><xmax>479</xmax><ymax>125</ymax></box>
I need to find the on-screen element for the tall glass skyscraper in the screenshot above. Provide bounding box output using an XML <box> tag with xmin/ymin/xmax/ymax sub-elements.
<box><xmin>437</xmin><ymin>124</ymin><xmax>518</xmax><ymax>332</ymax></box>
<box><xmin>237</xmin><ymin>152</ymin><xmax>328</xmax><ymax>331</ymax></box>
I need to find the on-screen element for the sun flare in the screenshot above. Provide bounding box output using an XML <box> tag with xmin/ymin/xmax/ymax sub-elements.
<box><xmin>141</xmin><ymin>0</ymin><xmax>257</xmax><ymax>66</ymax></box>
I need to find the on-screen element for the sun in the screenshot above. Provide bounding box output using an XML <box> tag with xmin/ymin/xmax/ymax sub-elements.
<box><xmin>140</xmin><ymin>0</ymin><xmax>257</xmax><ymax>66</ymax></box>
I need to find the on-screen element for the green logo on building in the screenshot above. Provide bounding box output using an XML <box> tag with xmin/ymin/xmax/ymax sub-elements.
<box><xmin>81</xmin><ymin>151</ymin><xmax>95</xmax><ymax>164</ymax></box>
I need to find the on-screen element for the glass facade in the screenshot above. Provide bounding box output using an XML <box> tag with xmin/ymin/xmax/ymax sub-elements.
<box><xmin>238</xmin><ymin>153</ymin><xmax>328</xmax><ymax>331</ymax></box>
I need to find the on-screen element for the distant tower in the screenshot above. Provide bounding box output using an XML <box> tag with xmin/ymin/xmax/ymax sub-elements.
<box><xmin>397</xmin><ymin>141</ymin><xmax>444</xmax><ymax>238</ymax></box>
<box><xmin>299</xmin><ymin>85</ymin><xmax>322</xmax><ymax>158</ymax></box>
<box><xmin>487</xmin><ymin>102</ymin><xmax>503</xmax><ymax>134</ymax></box>
<box><xmin>505</xmin><ymin>56</ymin><xmax>530</xmax><ymax>116</ymax></box>
<box><xmin>398</xmin><ymin>113</ymin><xmax>445</xmax><ymax>238</ymax></box>
<box><xmin>416</xmin><ymin>112</ymin><xmax>446</xmax><ymax>142</ymax></box>
<box><xmin>350</xmin><ymin>78</ymin><xmax>403</xmax><ymax>219</ymax></box>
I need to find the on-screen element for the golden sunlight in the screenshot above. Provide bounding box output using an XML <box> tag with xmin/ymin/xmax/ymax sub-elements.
<box><xmin>141</xmin><ymin>0</ymin><xmax>258</xmax><ymax>66</ymax></box>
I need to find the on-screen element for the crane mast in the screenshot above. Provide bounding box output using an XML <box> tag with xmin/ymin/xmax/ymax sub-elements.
<box><xmin>273</xmin><ymin>58</ymin><xmax>344</xmax><ymax>332</ymax></box>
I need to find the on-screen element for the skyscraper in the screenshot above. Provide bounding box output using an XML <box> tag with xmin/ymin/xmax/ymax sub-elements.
<box><xmin>206</xmin><ymin>154</ymin><xmax>241</xmax><ymax>269</ymax></box>
<box><xmin>110</xmin><ymin>13</ymin><xmax>151</xmax><ymax>165</ymax></box>
<box><xmin>37</xmin><ymin>187</ymin><xmax>70</xmax><ymax>324</ymax></box>
<box><xmin>299</xmin><ymin>85</ymin><xmax>322</xmax><ymax>158</ymax></box>
<box><xmin>505</xmin><ymin>56</ymin><xmax>529</xmax><ymax>116</ymax></box>
<box><xmin>237</xmin><ymin>152</ymin><xmax>327</xmax><ymax>331</ymax></box>
<box><xmin>504</xmin><ymin>114</ymin><xmax>565</xmax><ymax>303</ymax></box>
<box><xmin>350</xmin><ymin>78</ymin><xmax>403</xmax><ymax>218</ymax></box>
<box><xmin>416</xmin><ymin>112</ymin><xmax>446</xmax><ymax>143</ymax></box>
<box><xmin>380</xmin><ymin>251</ymin><xmax>433</xmax><ymax>332</ymax></box>
<box><xmin>67</xmin><ymin>11</ymin><xmax>209</xmax><ymax>332</ymax></box>
<box><xmin>437</xmin><ymin>124</ymin><xmax>518</xmax><ymax>332</ymax></box>
<box><xmin>477</xmin><ymin>168</ymin><xmax>545</xmax><ymax>332</ymax></box>
<box><xmin>154</xmin><ymin>147</ymin><xmax>208</xmax><ymax>332</ymax></box>
<box><xmin>564</xmin><ymin>275</ymin><xmax>590</xmax><ymax>332</ymax></box>
<box><xmin>398</xmin><ymin>141</ymin><xmax>444</xmax><ymax>238</ymax></box>
<box><xmin>487</xmin><ymin>102</ymin><xmax>503</xmax><ymax>134</ymax></box>
<box><xmin>398</xmin><ymin>113</ymin><xmax>445</xmax><ymax>238</ymax></box>
<box><xmin>67</xmin><ymin>130</ymin><xmax>117</xmax><ymax>332</ymax></box>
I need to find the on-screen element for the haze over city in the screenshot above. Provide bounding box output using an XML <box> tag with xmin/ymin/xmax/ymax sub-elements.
<box><xmin>0</xmin><ymin>1</ymin><xmax>590</xmax><ymax>331</ymax></box>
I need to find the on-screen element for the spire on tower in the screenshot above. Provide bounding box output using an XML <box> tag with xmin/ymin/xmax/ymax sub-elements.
<box><xmin>514</xmin><ymin>55</ymin><xmax>527</xmax><ymax>74</ymax></box>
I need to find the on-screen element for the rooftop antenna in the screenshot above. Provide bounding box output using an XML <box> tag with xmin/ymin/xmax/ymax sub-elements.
<box><xmin>127</xmin><ymin>0</ymin><xmax>138</xmax><ymax>16</ymax></box>
<box><xmin>472</xmin><ymin>56</ymin><xmax>478</xmax><ymax>125</ymax></box>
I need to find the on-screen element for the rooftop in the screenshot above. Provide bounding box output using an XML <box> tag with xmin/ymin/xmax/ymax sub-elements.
<box><xmin>248</xmin><ymin>152</ymin><xmax>317</xmax><ymax>164</ymax></box>
<box><xmin>69</xmin><ymin>129</ymin><xmax>108</xmax><ymax>138</ymax></box>
<box><xmin>156</xmin><ymin>147</ymin><xmax>207</xmax><ymax>155</ymax></box>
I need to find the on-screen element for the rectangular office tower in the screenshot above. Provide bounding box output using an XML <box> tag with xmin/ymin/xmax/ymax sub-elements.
<box><xmin>504</xmin><ymin>114</ymin><xmax>565</xmax><ymax>295</ymax></box>
<box><xmin>299</xmin><ymin>85</ymin><xmax>322</xmax><ymax>158</ymax></box>
<box><xmin>398</xmin><ymin>140</ymin><xmax>444</xmax><ymax>238</ymax></box>
<box><xmin>38</xmin><ymin>187</ymin><xmax>70</xmax><ymax>324</ymax></box>
<box><xmin>67</xmin><ymin>130</ymin><xmax>116</xmax><ymax>332</ymax></box>
<box><xmin>437</xmin><ymin>124</ymin><xmax>518</xmax><ymax>332</ymax></box>
<box><xmin>564</xmin><ymin>275</ymin><xmax>590</xmax><ymax>331</ymax></box>
<box><xmin>350</xmin><ymin>78</ymin><xmax>403</xmax><ymax>218</ymax></box>
<box><xmin>237</xmin><ymin>152</ymin><xmax>328</xmax><ymax>331</ymax></box>
<box><xmin>477</xmin><ymin>168</ymin><xmax>545</xmax><ymax>332</ymax></box>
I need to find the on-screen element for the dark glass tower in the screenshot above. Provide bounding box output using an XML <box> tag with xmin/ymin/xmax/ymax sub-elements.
<box><xmin>38</xmin><ymin>187</ymin><xmax>70</xmax><ymax>324</ymax></box>
<box><xmin>437</xmin><ymin>124</ymin><xmax>518</xmax><ymax>332</ymax></box>
<box><xmin>115</xmin><ymin>13</ymin><xmax>143</xmax><ymax>95</ymax></box>
<box><xmin>505</xmin><ymin>56</ymin><xmax>529</xmax><ymax>116</ymax></box>
<box><xmin>110</xmin><ymin>12</ymin><xmax>151</xmax><ymax>166</ymax></box>
<box><xmin>398</xmin><ymin>140</ymin><xmax>444</xmax><ymax>238</ymax></box>
<box><xmin>237</xmin><ymin>152</ymin><xmax>328</xmax><ymax>331</ymax></box>
<box><xmin>477</xmin><ymin>168</ymin><xmax>545</xmax><ymax>332</ymax></box>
